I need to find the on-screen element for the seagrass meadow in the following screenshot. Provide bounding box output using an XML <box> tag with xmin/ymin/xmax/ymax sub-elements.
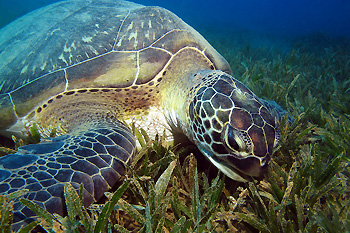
<box><xmin>1</xmin><ymin>29</ymin><xmax>349</xmax><ymax>232</ymax></box>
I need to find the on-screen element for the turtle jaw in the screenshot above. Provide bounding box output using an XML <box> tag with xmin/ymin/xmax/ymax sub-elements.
<box><xmin>198</xmin><ymin>144</ymin><xmax>249</xmax><ymax>182</ymax></box>
<box><xmin>206</xmin><ymin>153</ymin><xmax>249</xmax><ymax>183</ymax></box>
<box><xmin>198</xmin><ymin>143</ymin><xmax>270</xmax><ymax>182</ymax></box>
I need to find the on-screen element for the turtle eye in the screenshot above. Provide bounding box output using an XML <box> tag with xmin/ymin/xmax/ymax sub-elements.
<box><xmin>221</xmin><ymin>123</ymin><xmax>250</xmax><ymax>156</ymax></box>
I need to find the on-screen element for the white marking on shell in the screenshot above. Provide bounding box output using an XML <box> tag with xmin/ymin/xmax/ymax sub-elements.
<box><xmin>127</xmin><ymin>21</ymin><xmax>133</xmax><ymax>31</ymax></box>
<box><xmin>50</xmin><ymin>27</ymin><xmax>60</xmax><ymax>35</ymax></box>
<box><xmin>128</xmin><ymin>31</ymin><xmax>138</xmax><ymax>48</ymax></box>
<box><xmin>148</xmin><ymin>20</ymin><xmax>152</xmax><ymax>28</ymax></box>
<box><xmin>76</xmin><ymin>55</ymin><xmax>83</xmax><ymax>62</ymax></box>
<box><xmin>48</xmin><ymin>59</ymin><xmax>53</xmax><ymax>71</ymax></box>
<box><xmin>116</xmin><ymin>35</ymin><xmax>125</xmax><ymax>47</ymax></box>
<box><xmin>63</xmin><ymin>69</ymin><xmax>68</xmax><ymax>91</ymax></box>
<box><xmin>68</xmin><ymin>53</ymin><xmax>73</xmax><ymax>65</ymax></box>
<box><xmin>133</xmin><ymin>51</ymin><xmax>140</xmax><ymax>85</ymax></box>
<box><xmin>82</xmin><ymin>36</ymin><xmax>93</xmax><ymax>43</ymax></box>
<box><xmin>64</xmin><ymin>43</ymin><xmax>71</xmax><ymax>53</ymax></box>
<box><xmin>32</xmin><ymin>66</ymin><xmax>37</xmax><ymax>75</ymax></box>
<box><xmin>40</xmin><ymin>62</ymin><xmax>47</xmax><ymax>71</ymax></box>
<box><xmin>145</xmin><ymin>30</ymin><xmax>149</xmax><ymax>39</ymax></box>
<box><xmin>71</xmin><ymin>41</ymin><xmax>77</xmax><ymax>50</ymax></box>
<box><xmin>113</xmin><ymin>11</ymin><xmax>130</xmax><ymax>51</ymax></box>
<box><xmin>141</xmin><ymin>21</ymin><xmax>144</xmax><ymax>28</ymax></box>
<box><xmin>58</xmin><ymin>53</ymin><xmax>68</xmax><ymax>65</ymax></box>
<box><xmin>95</xmin><ymin>24</ymin><xmax>100</xmax><ymax>28</ymax></box>
<box><xmin>20</xmin><ymin>65</ymin><xmax>28</xmax><ymax>74</ymax></box>
<box><xmin>87</xmin><ymin>45</ymin><xmax>98</xmax><ymax>55</ymax></box>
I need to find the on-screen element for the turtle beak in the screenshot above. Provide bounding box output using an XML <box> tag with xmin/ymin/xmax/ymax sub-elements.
<box><xmin>218</xmin><ymin>123</ymin><xmax>270</xmax><ymax>177</ymax></box>
<box><xmin>217</xmin><ymin>153</ymin><xmax>269</xmax><ymax>178</ymax></box>
<box><xmin>198</xmin><ymin>141</ymin><xmax>269</xmax><ymax>182</ymax></box>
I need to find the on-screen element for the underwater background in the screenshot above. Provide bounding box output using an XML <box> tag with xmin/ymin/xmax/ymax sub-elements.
<box><xmin>1</xmin><ymin>0</ymin><xmax>350</xmax><ymax>232</ymax></box>
<box><xmin>1</xmin><ymin>0</ymin><xmax>350</xmax><ymax>37</ymax></box>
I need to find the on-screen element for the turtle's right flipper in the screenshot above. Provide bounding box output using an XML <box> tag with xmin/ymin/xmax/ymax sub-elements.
<box><xmin>0</xmin><ymin>120</ymin><xmax>135</xmax><ymax>231</ymax></box>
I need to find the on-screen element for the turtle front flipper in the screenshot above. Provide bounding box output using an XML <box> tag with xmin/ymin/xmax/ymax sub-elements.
<box><xmin>0</xmin><ymin>121</ymin><xmax>135</xmax><ymax>231</ymax></box>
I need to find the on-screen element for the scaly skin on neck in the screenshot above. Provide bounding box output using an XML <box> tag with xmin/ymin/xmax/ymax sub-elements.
<box><xmin>160</xmin><ymin>69</ymin><xmax>208</xmax><ymax>136</ymax></box>
<box><xmin>158</xmin><ymin>45</ymin><xmax>220</xmax><ymax>132</ymax></box>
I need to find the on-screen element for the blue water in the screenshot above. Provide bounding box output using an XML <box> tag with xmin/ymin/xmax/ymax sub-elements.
<box><xmin>1</xmin><ymin>0</ymin><xmax>350</xmax><ymax>38</ymax></box>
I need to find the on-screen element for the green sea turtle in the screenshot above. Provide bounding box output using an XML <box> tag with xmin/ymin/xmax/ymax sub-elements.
<box><xmin>0</xmin><ymin>0</ymin><xmax>288</xmax><ymax>230</ymax></box>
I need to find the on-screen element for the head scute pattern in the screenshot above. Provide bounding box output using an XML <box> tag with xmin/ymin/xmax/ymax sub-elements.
<box><xmin>187</xmin><ymin>70</ymin><xmax>281</xmax><ymax>180</ymax></box>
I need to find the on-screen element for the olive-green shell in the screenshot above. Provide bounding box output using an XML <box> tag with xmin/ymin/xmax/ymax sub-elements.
<box><xmin>0</xmin><ymin>0</ymin><xmax>229</xmax><ymax>130</ymax></box>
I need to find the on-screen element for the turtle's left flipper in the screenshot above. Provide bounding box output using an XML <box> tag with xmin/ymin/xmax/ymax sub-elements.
<box><xmin>0</xmin><ymin>120</ymin><xmax>135</xmax><ymax>231</ymax></box>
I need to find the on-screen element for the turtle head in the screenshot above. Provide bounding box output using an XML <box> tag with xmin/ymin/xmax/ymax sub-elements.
<box><xmin>187</xmin><ymin>70</ymin><xmax>282</xmax><ymax>182</ymax></box>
